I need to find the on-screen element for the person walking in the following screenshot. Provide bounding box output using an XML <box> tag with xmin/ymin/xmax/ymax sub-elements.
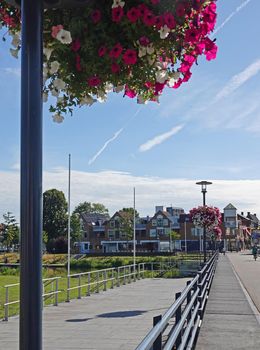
<box><xmin>252</xmin><ymin>245</ymin><xmax>258</xmax><ymax>261</ymax></box>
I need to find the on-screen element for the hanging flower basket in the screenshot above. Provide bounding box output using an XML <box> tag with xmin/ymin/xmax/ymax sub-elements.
<box><xmin>189</xmin><ymin>205</ymin><xmax>221</xmax><ymax>232</ymax></box>
<box><xmin>0</xmin><ymin>0</ymin><xmax>218</xmax><ymax>122</ymax></box>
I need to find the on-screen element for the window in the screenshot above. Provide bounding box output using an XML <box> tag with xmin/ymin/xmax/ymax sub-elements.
<box><xmin>150</xmin><ymin>229</ymin><xmax>156</xmax><ymax>237</ymax></box>
<box><xmin>163</xmin><ymin>219</ymin><xmax>168</xmax><ymax>226</ymax></box>
<box><xmin>157</xmin><ymin>218</ymin><xmax>163</xmax><ymax>227</ymax></box>
<box><xmin>152</xmin><ymin>219</ymin><xmax>157</xmax><ymax>227</ymax></box>
<box><xmin>110</xmin><ymin>221</ymin><xmax>115</xmax><ymax>228</ymax></box>
<box><xmin>157</xmin><ymin>228</ymin><xmax>164</xmax><ymax>236</ymax></box>
<box><xmin>164</xmin><ymin>228</ymin><xmax>171</xmax><ymax>236</ymax></box>
<box><xmin>108</xmin><ymin>230</ymin><xmax>115</xmax><ymax>239</ymax></box>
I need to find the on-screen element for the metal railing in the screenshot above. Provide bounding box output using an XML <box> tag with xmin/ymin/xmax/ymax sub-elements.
<box><xmin>3</xmin><ymin>276</ymin><xmax>61</xmax><ymax>321</ymax></box>
<box><xmin>135</xmin><ymin>252</ymin><xmax>218</xmax><ymax>350</ymax></box>
<box><xmin>66</xmin><ymin>263</ymin><xmax>146</xmax><ymax>302</ymax></box>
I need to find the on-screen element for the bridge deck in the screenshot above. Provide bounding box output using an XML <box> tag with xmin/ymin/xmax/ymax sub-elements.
<box><xmin>0</xmin><ymin>278</ymin><xmax>188</xmax><ymax>350</ymax></box>
<box><xmin>196</xmin><ymin>254</ymin><xmax>260</xmax><ymax>350</ymax></box>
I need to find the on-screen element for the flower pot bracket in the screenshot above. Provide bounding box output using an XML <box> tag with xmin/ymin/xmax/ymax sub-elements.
<box><xmin>6</xmin><ymin>0</ymin><xmax>92</xmax><ymax>8</ymax></box>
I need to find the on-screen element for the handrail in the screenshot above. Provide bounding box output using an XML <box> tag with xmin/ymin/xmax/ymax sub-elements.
<box><xmin>135</xmin><ymin>252</ymin><xmax>218</xmax><ymax>350</ymax></box>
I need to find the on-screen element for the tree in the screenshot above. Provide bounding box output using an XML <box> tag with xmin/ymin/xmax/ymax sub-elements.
<box><xmin>73</xmin><ymin>201</ymin><xmax>109</xmax><ymax>216</ymax></box>
<box><xmin>43</xmin><ymin>189</ymin><xmax>68</xmax><ymax>250</ymax></box>
<box><xmin>170</xmin><ymin>231</ymin><xmax>181</xmax><ymax>253</ymax></box>
<box><xmin>0</xmin><ymin>212</ymin><xmax>19</xmax><ymax>251</ymax></box>
<box><xmin>119</xmin><ymin>208</ymin><xmax>139</xmax><ymax>251</ymax></box>
<box><xmin>70</xmin><ymin>213</ymin><xmax>82</xmax><ymax>243</ymax></box>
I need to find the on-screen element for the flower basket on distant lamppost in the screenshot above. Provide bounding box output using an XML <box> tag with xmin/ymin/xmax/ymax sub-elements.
<box><xmin>1</xmin><ymin>0</ymin><xmax>218</xmax><ymax>122</ymax></box>
<box><xmin>190</xmin><ymin>205</ymin><xmax>222</xmax><ymax>256</ymax></box>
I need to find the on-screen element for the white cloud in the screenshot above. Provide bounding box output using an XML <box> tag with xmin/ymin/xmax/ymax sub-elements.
<box><xmin>139</xmin><ymin>124</ymin><xmax>184</xmax><ymax>152</ymax></box>
<box><xmin>214</xmin><ymin>59</ymin><xmax>260</xmax><ymax>102</ymax></box>
<box><xmin>213</xmin><ymin>0</ymin><xmax>251</xmax><ymax>35</ymax></box>
<box><xmin>2</xmin><ymin>67</ymin><xmax>21</xmax><ymax>77</ymax></box>
<box><xmin>1</xmin><ymin>169</ymin><xmax>260</xmax><ymax>222</ymax></box>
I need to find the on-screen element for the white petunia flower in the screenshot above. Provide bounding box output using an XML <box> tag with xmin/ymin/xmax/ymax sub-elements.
<box><xmin>114</xmin><ymin>85</ymin><xmax>124</xmax><ymax>93</ymax></box>
<box><xmin>104</xmin><ymin>83</ymin><xmax>114</xmax><ymax>93</ymax></box>
<box><xmin>167</xmin><ymin>72</ymin><xmax>181</xmax><ymax>87</ymax></box>
<box><xmin>43</xmin><ymin>47</ymin><xmax>53</xmax><ymax>61</ymax></box>
<box><xmin>49</xmin><ymin>61</ymin><xmax>60</xmax><ymax>74</ymax></box>
<box><xmin>80</xmin><ymin>95</ymin><xmax>96</xmax><ymax>106</ymax></box>
<box><xmin>159</xmin><ymin>25</ymin><xmax>170</xmax><ymax>39</ymax></box>
<box><xmin>11</xmin><ymin>34</ymin><xmax>21</xmax><ymax>48</ymax></box>
<box><xmin>52</xmin><ymin>113</ymin><xmax>64</xmax><ymax>123</ymax></box>
<box><xmin>112</xmin><ymin>0</ymin><xmax>125</xmax><ymax>8</ymax></box>
<box><xmin>97</xmin><ymin>91</ymin><xmax>107</xmax><ymax>103</ymax></box>
<box><xmin>56</xmin><ymin>29</ymin><xmax>72</xmax><ymax>44</ymax></box>
<box><xmin>138</xmin><ymin>46</ymin><xmax>147</xmax><ymax>58</ymax></box>
<box><xmin>51</xmin><ymin>89</ymin><xmax>59</xmax><ymax>97</ymax></box>
<box><xmin>137</xmin><ymin>95</ymin><xmax>148</xmax><ymax>104</ymax></box>
<box><xmin>42</xmin><ymin>92</ymin><xmax>48</xmax><ymax>103</ymax></box>
<box><xmin>156</xmin><ymin>70</ymin><xmax>168</xmax><ymax>83</ymax></box>
<box><xmin>53</xmin><ymin>78</ymin><xmax>66</xmax><ymax>90</ymax></box>
<box><xmin>10</xmin><ymin>48</ymin><xmax>19</xmax><ymax>59</ymax></box>
<box><xmin>147</xmin><ymin>43</ymin><xmax>155</xmax><ymax>55</ymax></box>
<box><xmin>147</xmin><ymin>56</ymin><xmax>155</xmax><ymax>66</ymax></box>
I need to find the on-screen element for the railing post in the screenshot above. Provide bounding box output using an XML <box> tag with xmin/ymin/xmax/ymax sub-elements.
<box><xmin>123</xmin><ymin>267</ymin><xmax>126</xmax><ymax>285</ymax></box>
<box><xmin>175</xmin><ymin>292</ymin><xmax>182</xmax><ymax>348</ymax></box>
<box><xmin>5</xmin><ymin>286</ymin><xmax>9</xmax><ymax>321</ymax></box>
<box><xmin>138</xmin><ymin>264</ymin><xmax>141</xmax><ymax>280</ymax></box>
<box><xmin>151</xmin><ymin>262</ymin><xmax>154</xmax><ymax>278</ymax></box>
<box><xmin>186</xmin><ymin>280</ymin><xmax>192</xmax><ymax>323</ymax></box>
<box><xmin>111</xmin><ymin>269</ymin><xmax>114</xmax><ymax>289</ymax></box>
<box><xmin>42</xmin><ymin>282</ymin><xmax>45</xmax><ymax>308</ymax></box>
<box><xmin>54</xmin><ymin>279</ymin><xmax>58</xmax><ymax>306</ymax></box>
<box><xmin>198</xmin><ymin>271</ymin><xmax>203</xmax><ymax>316</ymax></box>
<box><xmin>134</xmin><ymin>264</ymin><xmax>136</xmax><ymax>282</ymax></box>
<box><xmin>66</xmin><ymin>275</ymin><xmax>70</xmax><ymax>302</ymax></box>
<box><xmin>117</xmin><ymin>267</ymin><xmax>120</xmax><ymax>287</ymax></box>
<box><xmin>78</xmin><ymin>274</ymin><xmax>81</xmax><ymax>299</ymax></box>
<box><xmin>128</xmin><ymin>266</ymin><xmax>131</xmax><ymax>283</ymax></box>
<box><xmin>153</xmin><ymin>315</ymin><xmax>162</xmax><ymax>350</ymax></box>
<box><xmin>87</xmin><ymin>272</ymin><xmax>91</xmax><ymax>296</ymax></box>
<box><xmin>96</xmin><ymin>271</ymin><xmax>99</xmax><ymax>293</ymax></box>
<box><xmin>104</xmin><ymin>270</ymin><xmax>107</xmax><ymax>291</ymax></box>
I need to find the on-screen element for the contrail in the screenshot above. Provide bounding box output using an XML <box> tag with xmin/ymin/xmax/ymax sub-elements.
<box><xmin>88</xmin><ymin>107</ymin><xmax>142</xmax><ymax>165</ymax></box>
<box><xmin>213</xmin><ymin>0</ymin><xmax>251</xmax><ymax>35</ymax></box>
<box><xmin>139</xmin><ymin>124</ymin><xmax>184</xmax><ymax>152</ymax></box>
<box><xmin>214</xmin><ymin>59</ymin><xmax>260</xmax><ymax>102</ymax></box>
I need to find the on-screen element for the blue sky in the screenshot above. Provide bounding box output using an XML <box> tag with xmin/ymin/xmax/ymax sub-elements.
<box><xmin>1</xmin><ymin>0</ymin><xmax>260</xmax><ymax>219</ymax></box>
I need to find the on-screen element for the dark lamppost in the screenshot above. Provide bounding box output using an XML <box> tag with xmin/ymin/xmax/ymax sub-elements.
<box><xmin>196</xmin><ymin>181</ymin><xmax>212</xmax><ymax>263</ymax></box>
<box><xmin>5</xmin><ymin>1</ymin><xmax>91</xmax><ymax>350</ymax></box>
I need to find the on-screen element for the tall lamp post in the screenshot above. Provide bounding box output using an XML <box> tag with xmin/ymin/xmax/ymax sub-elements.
<box><xmin>196</xmin><ymin>181</ymin><xmax>212</xmax><ymax>263</ymax></box>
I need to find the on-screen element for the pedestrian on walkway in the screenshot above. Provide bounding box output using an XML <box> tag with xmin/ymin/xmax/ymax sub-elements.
<box><xmin>252</xmin><ymin>245</ymin><xmax>258</xmax><ymax>261</ymax></box>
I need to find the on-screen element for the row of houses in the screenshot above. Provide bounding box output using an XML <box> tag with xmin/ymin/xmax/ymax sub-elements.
<box><xmin>76</xmin><ymin>204</ymin><xmax>260</xmax><ymax>254</ymax></box>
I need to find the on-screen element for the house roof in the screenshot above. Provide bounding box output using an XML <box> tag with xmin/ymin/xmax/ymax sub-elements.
<box><xmin>81</xmin><ymin>212</ymin><xmax>110</xmax><ymax>224</ymax></box>
<box><xmin>224</xmin><ymin>203</ymin><xmax>237</xmax><ymax>210</ymax></box>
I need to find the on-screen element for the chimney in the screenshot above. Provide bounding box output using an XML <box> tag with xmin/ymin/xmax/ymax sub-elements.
<box><xmin>241</xmin><ymin>212</ymin><xmax>244</xmax><ymax>216</ymax></box>
<box><xmin>247</xmin><ymin>212</ymin><xmax>250</xmax><ymax>216</ymax></box>
<box><xmin>155</xmin><ymin>206</ymin><xmax>163</xmax><ymax>213</ymax></box>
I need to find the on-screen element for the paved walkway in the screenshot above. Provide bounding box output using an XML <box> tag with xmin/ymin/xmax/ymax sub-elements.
<box><xmin>0</xmin><ymin>278</ymin><xmax>188</xmax><ymax>350</ymax></box>
<box><xmin>196</xmin><ymin>254</ymin><xmax>260</xmax><ymax>350</ymax></box>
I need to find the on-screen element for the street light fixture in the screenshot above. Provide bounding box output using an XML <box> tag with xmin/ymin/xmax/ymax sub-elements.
<box><xmin>196</xmin><ymin>181</ymin><xmax>212</xmax><ymax>263</ymax></box>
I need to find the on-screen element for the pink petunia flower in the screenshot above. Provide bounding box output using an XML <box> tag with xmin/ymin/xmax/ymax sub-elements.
<box><xmin>71</xmin><ymin>38</ymin><xmax>81</xmax><ymax>52</ymax></box>
<box><xmin>127</xmin><ymin>7</ymin><xmax>140</xmax><ymax>23</ymax></box>
<box><xmin>51</xmin><ymin>25</ymin><xmax>63</xmax><ymax>38</ymax></box>
<box><xmin>111</xmin><ymin>62</ymin><xmax>120</xmax><ymax>73</ymax></box>
<box><xmin>112</xmin><ymin>6</ymin><xmax>124</xmax><ymax>22</ymax></box>
<box><xmin>109</xmin><ymin>43</ymin><xmax>123</xmax><ymax>59</ymax></box>
<box><xmin>92</xmin><ymin>9</ymin><xmax>102</xmax><ymax>24</ymax></box>
<box><xmin>123</xmin><ymin>49</ymin><xmax>137</xmax><ymax>65</ymax></box>
<box><xmin>98</xmin><ymin>46</ymin><xmax>107</xmax><ymax>57</ymax></box>
<box><xmin>164</xmin><ymin>12</ymin><xmax>176</xmax><ymax>30</ymax></box>
<box><xmin>88</xmin><ymin>76</ymin><xmax>101</xmax><ymax>87</ymax></box>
